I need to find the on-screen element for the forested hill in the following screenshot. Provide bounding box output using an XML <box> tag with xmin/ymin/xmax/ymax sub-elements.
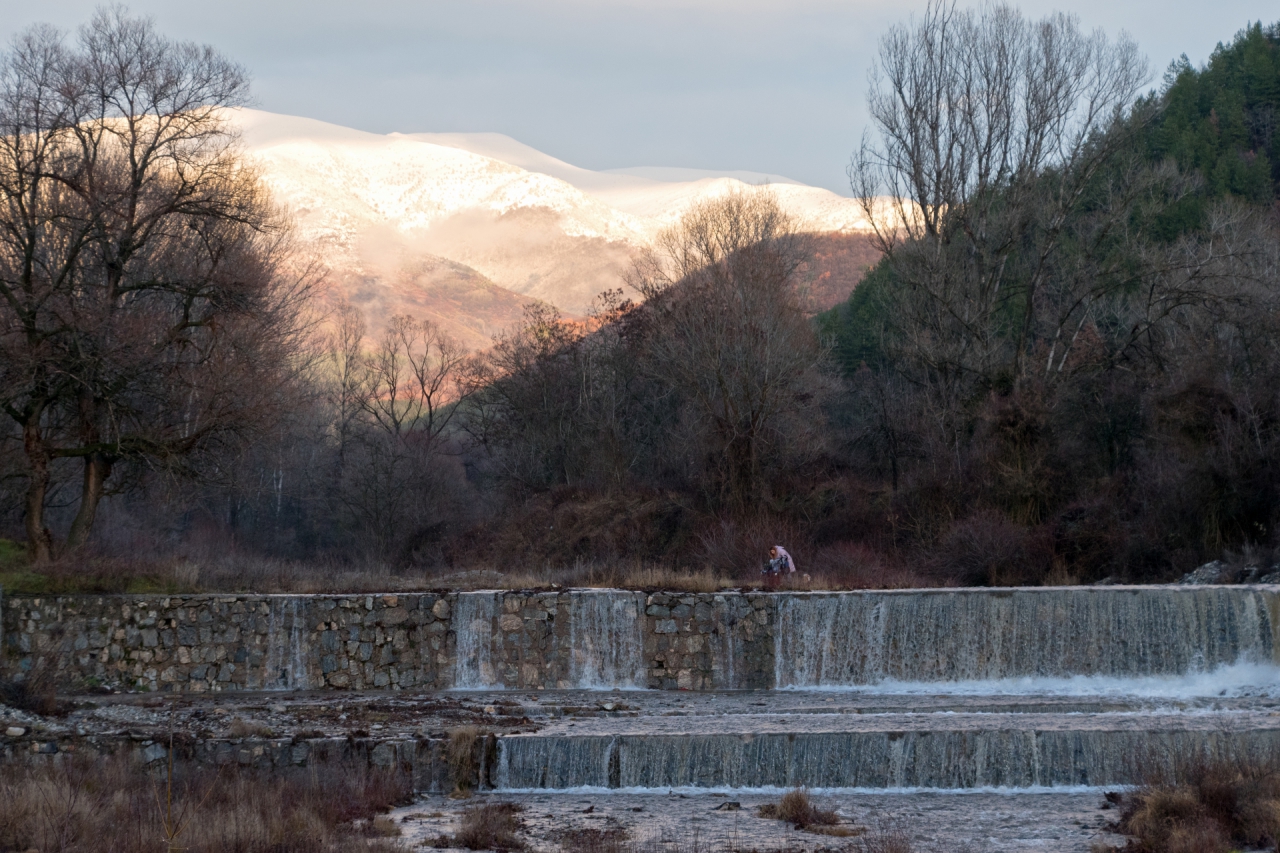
<box><xmin>802</xmin><ymin>14</ymin><xmax>1280</xmax><ymax>586</ymax></box>
<box><xmin>820</xmin><ymin>20</ymin><xmax>1280</xmax><ymax>377</ymax></box>
<box><xmin>1153</xmin><ymin>22</ymin><xmax>1280</xmax><ymax>206</ymax></box>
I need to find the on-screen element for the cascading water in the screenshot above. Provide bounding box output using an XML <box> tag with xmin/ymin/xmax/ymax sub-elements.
<box><xmin>493</xmin><ymin>717</ymin><xmax>1280</xmax><ymax>790</ymax></box>
<box><xmin>452</xmin><ymin>591</ymin><xmax>502</xmax><ymax>689</ymax></box>
<box><xmin>568</xmin><ymin>590</ymin><xmax>646</xmax><ymax>689</ymax></box>
<box><xmin>709</xmin><ymin>595</ymin><xmax>754</xmax><ymax>690</ymax></box>
<box><xmin>774</xmin><ymin>587</ymin><xmax>1279</xmax><ymax>689</ymax></box>
<box><xmin>262</xmin><ymin>597</ymin><xmax>310</xmax><ymax>690</ymax></box>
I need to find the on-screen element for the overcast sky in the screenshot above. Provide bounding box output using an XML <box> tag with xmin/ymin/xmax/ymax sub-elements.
<box><xmin>1</xmin><ymin>1</ymin><xmax>1274</xmax><ymax>193</ymax></box>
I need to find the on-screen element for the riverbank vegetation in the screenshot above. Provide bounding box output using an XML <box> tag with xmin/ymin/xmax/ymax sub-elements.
<box><xmin>2</xmin><ymin>8</ymin><xmax>1279</xmax><ymax>590</ymax></box>
<box><xmin>0</xmin><ymin>755</ymin><xmax>411</xmax><ymax>853</ymax></box>
<box><xmin>1100</xmin><ymin>755</ymin><xmax>1280</xmax><ymax>853</ymax></box>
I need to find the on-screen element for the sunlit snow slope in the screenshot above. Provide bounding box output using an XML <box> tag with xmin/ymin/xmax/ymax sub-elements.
<box><xmin>231</xmin><ymin>109</ymin><xmax>873</xmax><ymax>330</ymax></box>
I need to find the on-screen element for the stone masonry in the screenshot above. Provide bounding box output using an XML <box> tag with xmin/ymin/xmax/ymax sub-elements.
<box><xmin>0</xmin><ymin>591</ymin><xmax>776</xmax><ymax>693</ymax></box>
<box><xmin>1</xmin><ymin>593</ymin><xmax>454</xmax><ymax>693</ymax></box>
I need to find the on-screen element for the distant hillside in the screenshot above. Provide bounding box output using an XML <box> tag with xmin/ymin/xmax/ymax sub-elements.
<box><xmin>797</xmin><ymin>233</ymin><xmax>882</xmax><ymax>314</ymax></box>
<box><xmin>322</xmin><ymin>255</ymin><xmax>541</xmax><ymax>351</ymax></box>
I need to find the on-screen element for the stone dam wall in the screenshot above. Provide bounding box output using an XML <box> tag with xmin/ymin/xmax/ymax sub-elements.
<box><xmin>0</xmin><ymin>589</ymin><xmax>774</xmax><ymax>692</ymax></box>
<box><xmin>4</xmin><ymin>586</ymin><xmax>1279</xmax><ymax>693</ymax></box>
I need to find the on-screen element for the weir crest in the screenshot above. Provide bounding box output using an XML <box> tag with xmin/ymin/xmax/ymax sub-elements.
<box><xmin>7</xmin><ymin>585</ymin><xmax>1280</xmax><ymax>792</ymax></box>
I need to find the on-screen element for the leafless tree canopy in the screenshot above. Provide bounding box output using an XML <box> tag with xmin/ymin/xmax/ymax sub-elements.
<box><xmin>629</xmin><ymin>189</ymin><xmax>828</xmax><ymax>508</ymax></box>
<box><xmin>458</xmin><ymin>188</ymin><xmax>831</xmax><ymax>526</ymax></box>
<box><xmin>309</xmin><ymin>308</ymin><xmax>475</xmax><ymax>562</ymax></box>
<box><xmin>851</xmin><ymin>1</ymin><xmax>1152</xmax><ymax>391</ymax></box>
<box><xmin>0</xmin><ymin>9</ymin><xmax>308</xmax><ymax>561</ymax></box>
<box><xmin>853</xmin><ymin>1</ymin><xmax>1148</xmax><ymax>245</ymax></box>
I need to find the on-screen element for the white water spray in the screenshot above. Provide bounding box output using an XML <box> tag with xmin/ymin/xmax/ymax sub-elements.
<box><xmin>453</xmin><ymin>591</ymin><xmax>502</xmax><ymax>689</ymax></box>
<box><xmin>568</xmin><ymin>590</ymin><xmax>646</xmax><ymax>689</ymax></box>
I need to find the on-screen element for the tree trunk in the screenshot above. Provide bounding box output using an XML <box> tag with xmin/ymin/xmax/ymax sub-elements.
<box><xmin>64</xmin><ymin>452</ymin><xmax>113</xmax><ymax>553</ymax></box>
<box><xmin>22</xmin><ymin>417</ymin><xmax>53</xmax><ymax>563</ymax></box>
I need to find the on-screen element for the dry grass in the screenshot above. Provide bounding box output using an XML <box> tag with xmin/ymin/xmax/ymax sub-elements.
<box><xmin>453</xmin><ymin>801</ymin><xmax>526</xmax><ymax>851</ymax></box>
<box><xmin>0</xmin><ymin>754</ymin><xmax>411</xmax><ymax>853</ymax></box>
<box><xmin>579</xmin><ymin>563</ymin><xmax>731</xmax><ymax>593</ymax></box>
<box><xmin>1103</xmin><ymin>755</ymin><xmax>1280</xmax><ymax>853</ymax></box>
<box><xmin>0</xmin><ymin>545</ymin><xmax>937</xmax><ymax>595</ymax></box>
<box><xmin>446</xmin><ymin>725</ymin><xmax>483</xmax><ymax>795</ymax></box>
<box><xmin>756</xmin><ymin>788</ymin><xmax>842</xmax><ymax>831</ymax></box>
<box><xmin>552</xmin><ymin>825</ymin><xmax>630</xmax><ymax>853</ymax></box>
<box><xmin>852</xmin><ymin>819</ymin><xmax>916</xmax><ymax>853</ymax></box>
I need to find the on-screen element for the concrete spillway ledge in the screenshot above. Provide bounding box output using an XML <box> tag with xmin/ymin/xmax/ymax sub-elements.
<box><xmin>495</xmin><ymin>710</ymin><xmax>1280</xmax><ymax>790</ymax></box>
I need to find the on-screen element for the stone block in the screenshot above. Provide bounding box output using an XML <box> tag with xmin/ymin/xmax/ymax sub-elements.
<box><xmin>381</xmin><ymin>607</ymin><xmax>409</xmax><ymax>626</ymax></box>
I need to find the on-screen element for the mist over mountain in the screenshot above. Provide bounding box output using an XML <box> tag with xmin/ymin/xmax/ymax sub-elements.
<box><xmin>232</xmin><ymin>109</ymin><xmax>874</xmax><ymax>333</ymax></box>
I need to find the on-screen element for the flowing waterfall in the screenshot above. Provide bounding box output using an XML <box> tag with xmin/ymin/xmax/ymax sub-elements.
<box><xmin>775</xmin><ymin>588</ymin><xmax>1278</xmax><ymax>688</ymax></box>
<box><xmin>262</xmin><ymin>598</ymin><xmax>310</xmax><ymax>690</ymax></box>
<box><xmin>711</xmin><ymin>595</ymin><xmax>752</xmax><ymax>690</ymax></box>
<box><xmin>568</xmin><ymin>590</ymin><xmax>646</xmax><ymax>689</ymax></box>
<box><xmin>495</xmin><ymin>724</ymin><xmax>1280</xmax><ymax>790</ymax></box>
<box><xmin>453</xmin><ymin>591</ymin><xmax>502</xmax><ymax>689</ymax></box>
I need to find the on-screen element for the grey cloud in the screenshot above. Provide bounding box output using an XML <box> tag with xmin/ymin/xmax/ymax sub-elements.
<box><xmin>1</xmin><ymin>0</ymin><xmax>1273</xmax><ymax>193</ymax></box>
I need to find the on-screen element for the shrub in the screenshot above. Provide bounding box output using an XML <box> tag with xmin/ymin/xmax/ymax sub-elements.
<box><xmin>757</xmin><ymin>788</ymin><xmax>841</xmax><ymax>830</ymax></box>
<box><xmin>0</xmin><ymin>655</ymin><xmax>60</xmax><ymax>716</ymax></box>
<box><xmin>1104</xmin><ymin>754</ymin><xmax>1280</xmax><ymax>853</ymax></box>
<box><xmin>454</xmin><ymin>801</ymin><xmax>525</xmax><ymax>851</ymax></box>
<box><xmin>853</xmin><ymin>819</ymin><xmax>915</xmax><ymax>853</ymax></box>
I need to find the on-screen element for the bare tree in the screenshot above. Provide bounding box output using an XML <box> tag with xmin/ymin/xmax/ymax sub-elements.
<box><xmin>364</xmin><ymin>314</ymin><xmax>469</xmax><ymax>447</ymax></box>
<box><xmin>850</xmin><ymin>1</ymin><xmax>1150</xmax><ymax>393</ymax></box>
<box><xmin>313</xmin><ymin>305</ymin><xmax>476</xmax><ymax>562</ymax></box>
<box><xmin>461</xmin><ymin>303</ymin><xmax>590</xmax><ymax>490</ymax></box>
<box><xmin>324</xmin><ymin>303</ymin><xmax>371</xmax><ymax>464</ymax></box>
<box><xmin>629</xmin><ymin>188</ymin><xmax>828</xmax><ymax>509</ymax></box>
<box><xmin>0</xmin><ymin>10</ymin><xmax>309</xmax><ymax>561</ymax></box>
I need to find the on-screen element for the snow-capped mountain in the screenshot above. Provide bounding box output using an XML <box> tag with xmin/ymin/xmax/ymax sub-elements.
<box><xmin>231</xmin><ymin>109</ymin><xmax>873</xmax><ymax>331</ymax></box>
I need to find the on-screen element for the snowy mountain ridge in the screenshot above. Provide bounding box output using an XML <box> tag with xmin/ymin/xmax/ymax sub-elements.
<box><xmin>230</xmin><ymin>108</ymin><xmax>872</xmax><ymax>318</ymax></box>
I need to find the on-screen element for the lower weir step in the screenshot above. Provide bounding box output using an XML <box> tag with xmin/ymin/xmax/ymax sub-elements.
<box><xmin>494</xmin><ymin>712</ymin><xmax>1280</xmax><ymax>790</ymax></box>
